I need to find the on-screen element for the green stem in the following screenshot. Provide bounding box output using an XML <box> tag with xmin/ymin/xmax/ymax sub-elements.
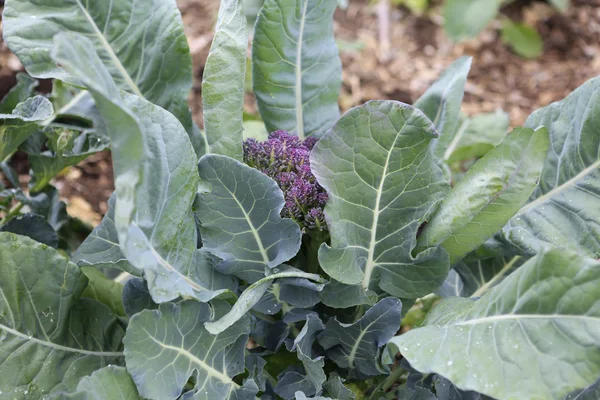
<box><xmin>471</xmin><ymin>255</ymin><xmax>521</xmax><ymax>298</ymax></box>
<box><xmin>0</xmin><ymin>202</ymin><xmax>24</xmax><ymax>225</ymax></box>
<box><xmin>382</xmin><ymin>366</ymin><xmax>405</xmax><ymax>392</ymax></box>
<box><xmin>304</xmin><ymin>229</ymin><xmax>328</xmax><ymax>275</ymax></box>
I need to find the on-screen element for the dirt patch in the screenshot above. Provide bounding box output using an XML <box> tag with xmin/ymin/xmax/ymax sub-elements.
<box><xmin>1</xmin><ymin>0</ymin><xmax>600</xmax><ymax>223</ymax></box>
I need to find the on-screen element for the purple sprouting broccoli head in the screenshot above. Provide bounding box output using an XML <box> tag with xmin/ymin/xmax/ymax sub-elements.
<box><xmin>243</xmin><ymin>130</ymin><xmax>328</xmax><ymax>231</ymax></box>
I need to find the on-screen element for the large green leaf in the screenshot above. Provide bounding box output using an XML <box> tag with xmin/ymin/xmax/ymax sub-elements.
<box><xmin>54</xmin><ymin>366</ymin><xmax>141</xmax><ymax>400</ymax></box>
<box><xmin>318</xmin><ymin>297</ymin><xmax>402</xmax><ymax>379</ymax></box>
<box><xmin>205</xmin><ymin>268</ymin><xmax>325</xmax><ymax>335</ymax></box>
<box><xmin>417</xmin><ymin>127</ymin><xmax>549</xmax><ymax>263</ymax></box>
<box><xmin>253</xmin><ymin>0</ymin><xmax>342</xmax><ymax>139</ymax></box>
<box><xmin>414</xmin><ymin>57</ymin><xmax>471</xmax><ymax>159</ymax></box>
<box><xmin>196</xmin><ymin>154</ymin><xmax>302</xmax><ymax>282</ymax></box>
<box><xmin>311</xmin><ymin>101</ymin><xmax>450</xmax><ymax>302</ymax></box>
<box><xmin>72</xmin><ymin>194</ymin><xmax>138</xmax><ymax>276</ymax></box>
<box><xmin>502</xmin><ymin>77</ymin><xmax>600</xmax><ymax>258</ymax></box>
<box><xmin>52</xmin><ymin>32</ymin><xmax>237</xmax><ymax>302</ymax></box>
<box><xmin>276</xmin><ymin>314</ymin><xmax>326</xmax><ymax>399</ymax></box>
<box><xmin>0</xmin><ymin>232</ymin><xmax>125</xmax><ymax>398</ymax></box>
<box><xmin>3</xmin><ymin>0</ymin><xmax>205</xmax><ymax>154</ymax></box>
<box><xmin>123</xmin><ymin>300</ymin><xmax>258</xmax><ymax>400</ymax></box>
<box><xmin>443</xmin><ymin>110</ymin><xmax>510</xmax><ymax>164</ymax></box>
<box><xmin>0</xmin><ymin>95</ymin><xmax>54</xmax><ymax>161</ymax></box>
<box><xmin>443</xmin><ymin>0</ymin><xmax>501</xmax><ymax>41</ymax></box>
<box><xmin>387</xmin><ymin>249</ymin><xmax>600</xmax><ymax>399</ymax></box>
<box><xmin>202</xmin><ymin>0</ymin><xmax>247</xmax><ymax>160</ymax></box>
<box><xmin>81</xmin><ymin>267</ymin><xmax>126</xmax><ymax>318</ymax></box>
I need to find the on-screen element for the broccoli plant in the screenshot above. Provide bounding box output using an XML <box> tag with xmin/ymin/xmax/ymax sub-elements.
<box><xmin>0</xmin><ymin>0</ymin><xmax>599</xmax><ymax>399</ymax></box>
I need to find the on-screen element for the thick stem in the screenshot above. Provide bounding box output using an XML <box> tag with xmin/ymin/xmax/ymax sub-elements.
<box><xmin>382</xmin><ymin>365</ymin><xmax>405</xmax><ymax>392</ymax></box>
<box><xmin>303</xmin><ymin>229</ymin><xmax>328</xmax><ymax>275</ymax></box>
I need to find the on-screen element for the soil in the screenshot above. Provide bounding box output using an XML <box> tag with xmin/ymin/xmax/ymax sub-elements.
<box><xmin>1</xmin><ymin>0</ymin><xmax>599</xmax><ymax>225</ymax></box>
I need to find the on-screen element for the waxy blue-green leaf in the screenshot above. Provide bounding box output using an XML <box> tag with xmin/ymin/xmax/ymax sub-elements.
<box><xmin>73</xmin><ymin>194</ymin><xmax>138</xmax><ymax>276</ymax></box>
<box><xmin>414</xmin><ymin>57</ymin><xmax>471</xmax><ymax>158</ymax></box>
<box><xmin>388</xmin><ymin>249</ymin><xmax>600</xmax><ymax>400</ymax></box>
<box><xmin>443</xmin><ymin>110</ymin><xmax>510</xmax><ymax>164</ymax></box>
<box><xmin>311</xmin><ymin>101</ymin><xmax>450</xmax><ymax>302</ymax></box>
<box><xmin>0</xmin><ymin>233</ymin><xmax>125</xmax><ymax>398</ymax></box>
<box><xmin>124</xmin><ymin>300</ymin><xmax>258</xmax><ymax>400</ymax></box>
<box><xmin>0</xmin><ymin>73</ymin><xmax>38</xmax><ymax>114</ymax></box>
<box><xmin>3</xmin><ymin>0</ymin><xmax>205</xmax><ymax>155</ymax></box>
<box><xmin>318</xmin><ymin>297</ymin><xmax>402</xmax><ymax>378</ymax></box>
<box><xmin>52</xmin><ymin>33</ymin><xmax>236</xmax><ymax>302</ymax></box>
<box><xmin>417</xmin><ymin>127</ymin><xmax>549</xmax><ymax>263</ymax></box>
<box><xmin>122</xmin><ymin>278</ymin><xmax>158</xmax><ymax>318</ymax></box>
<box><xmin>202</xmin><ymin>0</ymin><xmax>247</xmax><ymax>160</ymax></box>
<box><xmin>196</xmin><ymin>154</ymin><xmax>302</xmax><ymax>282</ymax></box>
<box><xmin>0</xmin><ymin>213</ymin><xmax>59</xmax><ymax>248</ymax></box>
<box><xmin>276</xmin><ymin>314</ymin><xmax>326</xmax><ymax>399</ymax></box>
<box><xmin>502</xmin><ymin>77</ymin><xmax>600</xmax><ymax>258</ymax></box>
<box><xmin>206</xmin><ymin>268</ymin><xmax>325</xmax><ymax>334</ymax></box>
<box><xmin>253</xmin><ymin>0</ymin><xmax>342</xmax><ymax>139</ymax></box>
<box><xmin>0</xmin><ymin>95</ymin><xmax>53</xmax><ymax>161</ymax></box>
<box><xmin>443</xmin><ymin>0</ymin><xmax>501</xmax><ymax>42</ymax></box>
<box><xmin>54</xmin><ymin>366</ymin><xmax>141</xmax><ymax>400</ymax></box>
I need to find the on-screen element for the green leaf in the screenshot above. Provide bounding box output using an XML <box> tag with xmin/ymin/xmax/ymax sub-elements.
<box><xmin>443</xmin><ymin>0</ymin><xmax>501</xmax><ymax>41</ymax></box>
<box><xmin>311</xmin><ymin>101</ymin><xmax>450</xmax><ymax>301</ymax></box>
<box><xmin>206</xmin><ymin>268</ymin><xmax>325</xmax><ymax>334</ymax></box>
<box><xmin>436</xmin><ymin>256</ymin><xmax>524</xmax><ymax>298</ymax></box>
<box><xmin>0</xmin><ymin>213</ymin><xmax>59</xmax><ymax>248</ymax></box>
<box><xmin>28</xmin><ymin>127</ymin><xmax>108</xmax><ymax>191</ymax></box>
<box><xmin>202</xmin><ymin>0</ymin><xmax>247</xmax><ymax>160</ymax></box>
<box><xmin>417</xmin><ymin>127</ymin><xmax>550</xmax><ymax>263</ymax></box>
<box><xmin>53</xmin><ymin>366</ymin><xmax>141</xmax><ymax>400</ymax></box>
<box><xmin>387</xmin><ymin>249</ymin><xmax>600</xmax><ymax>399</ymax></box>
<box><xmin>443</xmin><ymin>110</ymin><xmax>510</xmax><ymax>164</ymax></box>
<box><xmin>3</xmin><ymin>0</ymin><xmax>205</xmax><ymax>155</ymax></box>
<box><xmin>318</xmin><ymin>297</ymin><xmax>402</xmax><ymax>378</ymax></box>
<box><xmin>321</xmin><ymin>374</ymin><xmax>355</xmax><ymax>400</ymax></box>
<box><xmin>73</xmin><ymin>194</ymin><xmax>138</xmax><ymax>276</ymax></box>
<box><xmin>81</xmin><ymin>267</ymin><xmax>126</xmax><ymax>318</ymax></box>
<box><xmin>123</xmin><ymin>300</ymin><xmax>258</xmax><ymax>400</ymax></box>
<box><xmin>121</xmin><ymin>278</ymin><xmax>158</xmax><ymax>318</ymax></box>
<box><xmin>49</xmin><ymin>81</ymin><xmax>99</xmax><ymax>128</ymax></box>
<box><xmin>0</xmin><ymin>95</ymin><xmax>54</xmax><ymax>161</ymax></box>
<box><xmin>414</xmin><ymin>57</ymin><xmax>472</xmax><ymax>159</ymax></box>
<box><xmin>253</xmin><ymin>0</ymin><xmax>342</xmax><ymax>139</ymax></box>
<box><xmin>0</xmin><ymin>232</ymin><xmax>125</xmax><ymax>397</ymax></box>
<box><xmin>276</xmin><ymin>314</ymin><xmax>326</xmax><ymax>399</ymax></box>
<box><xmin>0</xmin><ymin>73</ymin><xmax>38</xmax><ymax>114</ymax></box>
<box><xmin>52</xmin><ymin>32</ymin><xmax>237</xmax><ymax>303</ymax></box>
<box><xmin>196</xmin><ymin>154</ymin><xmax>302</xmax><ymax>282</ymax></box>
<box><xmin>502</xmin><ymin>77</ymin><xmax>600</xmax><ymax>258</ymax></box>
<box><xmin>501</xmin><ymin>20</ymin><xmax>543</xmax><ymax>59</ymax></box>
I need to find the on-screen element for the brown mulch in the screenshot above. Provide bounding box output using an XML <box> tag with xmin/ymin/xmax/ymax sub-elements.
<box><xmin>1</xmin><ymin>0</ymin><xmax>600</xmax><ymax>225</ymax></box>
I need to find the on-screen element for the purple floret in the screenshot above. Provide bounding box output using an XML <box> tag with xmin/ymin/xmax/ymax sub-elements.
<box><xmin>243</xmin><ymin>130</ymin><xmax>328</xmax><ymax>231</ymax></box>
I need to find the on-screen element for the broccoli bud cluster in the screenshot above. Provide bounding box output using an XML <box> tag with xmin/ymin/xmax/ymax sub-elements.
<box><xmin>243</xmin><ymin>130</ymin><xmax>328</xmax><ymax>232</ymax></box>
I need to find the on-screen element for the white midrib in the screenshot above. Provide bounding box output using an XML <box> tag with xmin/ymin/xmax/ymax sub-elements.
<box><xmin>0</xmin><ymin>323</ymin><xmax>124</xmax><ymax>357</ymax></box>
<box><xmin>361</xmin><ymin>129</ymin><xmax>403</xmax><ymax>290</ymax></box>
<box><xmin>222</xmin><ymin>185</ymin><xmax>271</xmax><ymax>266</ymax></box>
<box><xmin>148</xmin><ymin>242</ymin><xmax>211</xmax><ymax>292</ymax></box>
<box><xmin>516</xmin><ymin>158</ymin><xmax>600</xmax><ymax>215</ymax></box>
<box><xmin>442</xmin><ymin>117</ymin><xmax>470</xmax><ymax>161</ymax></box>
<box><xmin>75</xmin><ymin>0</ymin><xmax>143</xmax><ymax>97</ymax></box>
<box><xmin>454</xmin><ymin>314</ymin><xmax>600</xmax><ymax>326</ymax></box>
<box><xmin>295</xmin><ymin>0</ymin><xmax>309</xmax><ymax>140</ymax></box>
<box><xmin>144</xmin><ymin>334</ymin><xmax>237</xmax><ymax>386</ymax></box>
